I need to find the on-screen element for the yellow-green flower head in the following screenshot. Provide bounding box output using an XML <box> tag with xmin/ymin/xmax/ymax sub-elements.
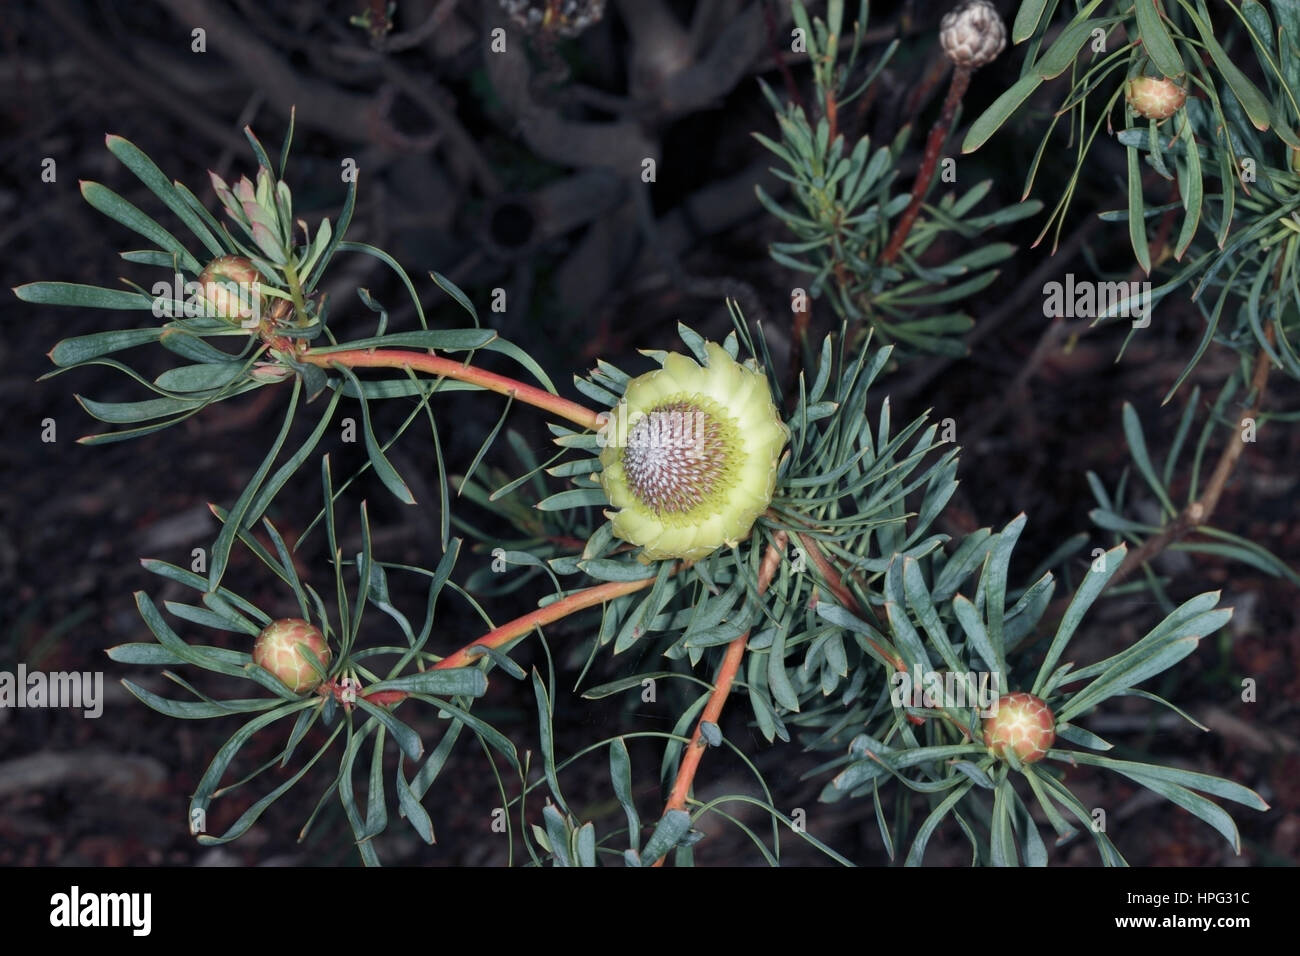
<box><xmin>598</xmin><ymin>342</ymin><xmax>788</xmax><ymax>561</ymax></box>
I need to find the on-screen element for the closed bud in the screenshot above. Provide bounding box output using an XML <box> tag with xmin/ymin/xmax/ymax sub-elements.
<box><xmin>940</xmin><ymin>0</ymin><xmax>1006</xmax><ymax>69</ymax></box>
<box><xmin>983</xmin><ymin>692</ymin><xmax>1055</xmax><ymax>763</ymax></box>
<box><xmin>196</xmin><ymin>255</ymin><xmax>263</xmax><ymax>325</ymax></box>
<box><xmin>1126</xmin><ymin>76</ymin><xmax>1186</xmax><ymax>120</ymax></box>
<box><xmin>253</xmin><ymin>618</ymin><xmax>331</xmax><ymax>694</ymax></box>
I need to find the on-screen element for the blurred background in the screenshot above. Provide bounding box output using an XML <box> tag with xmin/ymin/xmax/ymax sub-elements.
<box><xmin>1</xmin><ymin>0</ymin><xmax>1296</xmax><ymax>865</ymax></box>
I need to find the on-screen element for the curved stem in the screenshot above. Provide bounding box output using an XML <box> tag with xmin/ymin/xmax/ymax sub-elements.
<box><xmin>298</xmin><ymin>347</ymin><xmax>604</xmax><ymax>431</ymax></box>
<box><xmin>354</xmin><ymin>573</ymin><xmax>668</xmax><ymax>706</ymax></box>
<box><xmin>433</xmin><ymin>571</ymin><xmax>674</xmax><ymax>671</ymax></box>
<box><xmin>650</xmin><ymin>531</ymin><xmax>788</xmax><ymax>866</ymax></box>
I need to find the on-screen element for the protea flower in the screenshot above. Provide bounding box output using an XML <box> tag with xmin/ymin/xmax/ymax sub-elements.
<box><xmin>597</xmin><ymin>342</ymin><xmax>788</xmax><ymax>561</ymax></box>
<box><xmin>1126</xmin><ymin>76</ymin><xmax>1186</xmax><ymax>120</ymax></box>
<box><xmin>983</xmin><ymin>692</ymin><xmax>1056</xmax><ymax>763</ymax></box>
<box><xmin>195</xmin><ymin>255</ymin><xmax>263</xmax><ymax>326</ymax></box>
<box><xmin>940</xmin><ymin>0</ymin><xmax>1006</xmax><ymax>69</ymax></box>
<box><xmin>252</xmin><ymin>618</ymin><xmax>331</xmax><ymax>694</ymax></box>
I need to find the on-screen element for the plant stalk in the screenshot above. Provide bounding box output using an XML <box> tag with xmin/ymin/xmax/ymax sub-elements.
<box><xmin>1109</xmin><ymin>332</ymin><xmax>1276</xmax><ymax>588</ymax></box>
<box><xmin>880</xmin><ymin>65</ymin><xmax>971</xmax><ymax>265</ymax></box>
<box><xmin>649</xmin><ymin>531</ymin><xmax>788</xmax><ymax>865</ymax></box>
<box><xmin>298</xmin><ymin>347</ymin><xmax>604</xmax><ymax>431</ymax></box>
<box><xmin>433</xmin><ymin>575</ymin><xmax>662</xmax><ymax>671</ymax></box>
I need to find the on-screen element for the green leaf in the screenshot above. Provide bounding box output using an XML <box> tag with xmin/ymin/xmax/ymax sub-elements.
<box><xmin>333</xmin><ymin>364</ymin><xmax>415</xmax><ymax>505</ymax></box>
<box><xmin>47</xmin><ymin>328</ymin><xmax>165</xmax><ymax>367</ymax></box>
<box><xmin>1013</xmin><ymin>0</ymin><xmax>1051</xmax><ymax>43</ymax></box>
<box><xmin>154</xmin><ymin>362</ymin><xmax>247</xmax><ymax>393</ymax></box>
<box><xmin>411</xmin><ymin>719</ymin><xmax>464</xmax><ymax>799</ymax></box>
<box><xmin>1036</xmin><ymin>6</ymin><xmax>1107</xmax><ymax>79</ymax></box>
<box><xmin>364</xmin><ymin>669</ymin><xmax>488</xmax><ymax>698</ymax></box>
<box><xmin>277</xmin><ymin>106</ymin><xmax>296</xmax><ymax>179</ymax></box>
<box><xmin>1067</xmin><ymin>754</ymin><xmax>1260</xmax><ymax>852</ymax></box>
<box><xmin>1173</xmin><ymin>112</ymin><xmax>1203</xmax><ymax>260</ymax></box>
<box><xmin>1031</xmin><ymin>544</ymin><xmax>1126</xmax><ymax>696</ymax></box>
<box><xmin>582</xmin><ymin>671</ymin><xmax>711</xmax><ymax>700</ymax></box>
<box><xmin>985</xmin><ymin>513</ymin><xmax>1026</xmax><ymax>658</ymax></box>
<box><xmin>15</xmin><ymin>282</ymin><xmax>156</xmax><ymax>311</ymax></box>
<box><xmin>610</xmin><ymin>737</ymin><xmax>641</xmax><ymax>853</ymax></box>
<box><xmin>423</xmin><ymin>697</ymin><xmax>519</xmax><ymax>771</ymax></box>
<box><xmin>121</xmin><ymin>679</ymin><xmax>282</xmax><ymax>719</ymax></box>
<box><xmin>905</xmin><ymin>781</ymin><xmax>975</xmax><ymax>865</ymax></box>
<box><xmin>574</xmin><ymin>821</ymin><xmax>597</xmax><ymax>867</ymax></box>
<box><xmin>767</xmin><ymin>623</ymin><xmax>800</xmax><ymax>713</ymax></box>
<box><xmin>197</xmin><ymin>718</ymin><xmax>341</xmax><ymax>847</ymax></box>
<box><xmin>903</xmin><ymin>557</ymin><xmax>964</xmax><ymax>674</ymax></box>
<box><xmin>1178</xmin><ymin>1</ymin><xmax>1270</xmax><ymax>130</ymax></box>
<box><xmin>536</xmin><ymin>488</ymin><xmax>608</xmax><ymax>511</ymax></box>
<box><xmin>353</xmin><ymin>698</ymin><xmax>423</xmax><ymax>761</ymax></box>
<box><xmin>305</xmin><ymin>175</ymin><xmax>356</xmax><ymax>292</ymax></box>
<box><xmin>1126</xmin><ymin>143</ymin><xmax>1151</xmax><ymax>274</ymax></box>
<box><xmin>577</xmin><ymin>558</ymin><xmax>659</xmax><ymax>582</ymax></box>
<box><xmin>362</xmin><ymin>728</ymin><xmax>389</xmax><ymax>840</ymax></box>
<box><xmin>1121</xmin><ymin>402</ymin><xmax>1177</xmax><ymax>516</ymax></box>
<box><xmin>1056</xmin><ymin>636</ymin><xmax>1201</xmax><ymax>722</ymax></box>
<box><xmin>952</xmin><ymin>594</ymin><xmax>1003</xmax><ymax>678</ymax></box>
<box><xmin>308</xmin><ymin>329</ymin><xmax>496</xmax><ymax>353</ymax></box>
<box><xmin>80</xmin><ymin>181</ymin><xmax>202</xmax><ymax>275</ymax></box>
<box><xmin>106</xmin><ymin>643</ymin><xmax>186</xmax><ymax>666</ymax></box>
<box><xmin>208</xmin><ymin>379</ymin><xmax>301</xmax><ymax>590</ymax></box>
<box><xmin>1054</xmin><ymin>722</ymin><xmax>1113</xmax><ymax>750</ymax></box>
<box><xmin>336</xmin><ymin>240</ymin><xmax>427</xmax><ymax>329</ymax></box>
<box><xmin>1182</xmin><ymin>528</ymin><xmax>1300</xmax><ymax>584</ymax></box>
<box><xmin>1070</xmin><ymin>753</ymin><xmax>1269</xmax><ymax>810</ymax></box>
<box><xmin>541</xmin><ymin>804</ymin><xmax>571</xmax><ymax>866</ymax></box>
<box><xmin>1135</xmin><ymin>0</ymin><xmax>1185</xmax><ymax>77</ymax></box>
<box><xmin>429</xmin><ymin>270</ymin><xmax>479</xmax><ymax>324</ymax></box>
<box><xmin>1034</xmin><ymin>771</ymin><xmax>1127</xmax><ymax>865</ymax></box>
<box><xmin>163</xmin><ymin>599</ymin><xmax>258</xmax><ymax>635</ymax></box>
<box><xmin>105</xmin><ymin>134</ymin><xmax>225</xmax><ymax>258</ymax></box>
<box><xmin>190</xmin><ymin>701</ymin><xmax>313</xmax><ymax>816</ymax></box>
<box><xmin>640</xmin><ymin>809</ymin><xmax>692</xmax><ymax>865</ymax></box>
<box><xmin>963</xmin><ymin>73</ymin><xmax>1043</xmax><ymax>153</ymax></box>
<box><xmin>990</xmin><ymin>776</ymin><xmax>1019</xmax><ymax>866</ymax></box>
<box><xmin>396</xmin><ymin>754</ymin><xmax>436</xmax><ymax>844</ymax></box>
<box><xmin>533</xmin><ymin>669</ymin><xmax>569</xmax><ymax>815</ymax></box>
<box><xmin>243</xmin><ymin>389</ymin><xmax>342</xmax><ymax>529</ymax></box>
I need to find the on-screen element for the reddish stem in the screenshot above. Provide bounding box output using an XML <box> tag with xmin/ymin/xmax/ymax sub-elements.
<box><xmin>650</xmin><ymin>532</ymin><xmax>788</xmax><ymax>865</ymax></box>
<box><xmin>298</xmin><ymin>347</ymin><xmax>603</xmax><ymax>431</ymax></box>
<box><xmin>433</xmin><ymin>573</ymin><xmax>671</xmax><ymax>671</ymax></box>
<box><xmin>880</xmin><ymin>65</ymin><xmax>971</xmax><ymax>265</ymax></box>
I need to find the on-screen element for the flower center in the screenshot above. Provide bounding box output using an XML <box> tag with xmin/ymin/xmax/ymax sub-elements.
<box><xmin>621</xmin><ymin>399</ymin><xmax>736</xmax><ymax>516</ymax></box>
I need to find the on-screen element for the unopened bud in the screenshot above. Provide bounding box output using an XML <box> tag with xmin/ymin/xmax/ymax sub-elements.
<box><xmin>195</xmin><ymin>255</ymin><xmax>262</xmax><ymax>325</ymax></box>
<box><xmin>940</xmin><ymin>0</ymin><xmax>1006</xmax><ymax>69</ymax></box>
<box><xmin>983</xmin><ymin>692</ymin><xmax>1055</xmax><ymax>763</ymax></box>
<box><xmin>1126</xmin><ymin>76</ymin><xmax>1186</xmax><ymax>120</ymax></box>
<box><xmin>253</xmin><ymin>618</ymin><xmax>331</xmax><ymax>694</ymax></box>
